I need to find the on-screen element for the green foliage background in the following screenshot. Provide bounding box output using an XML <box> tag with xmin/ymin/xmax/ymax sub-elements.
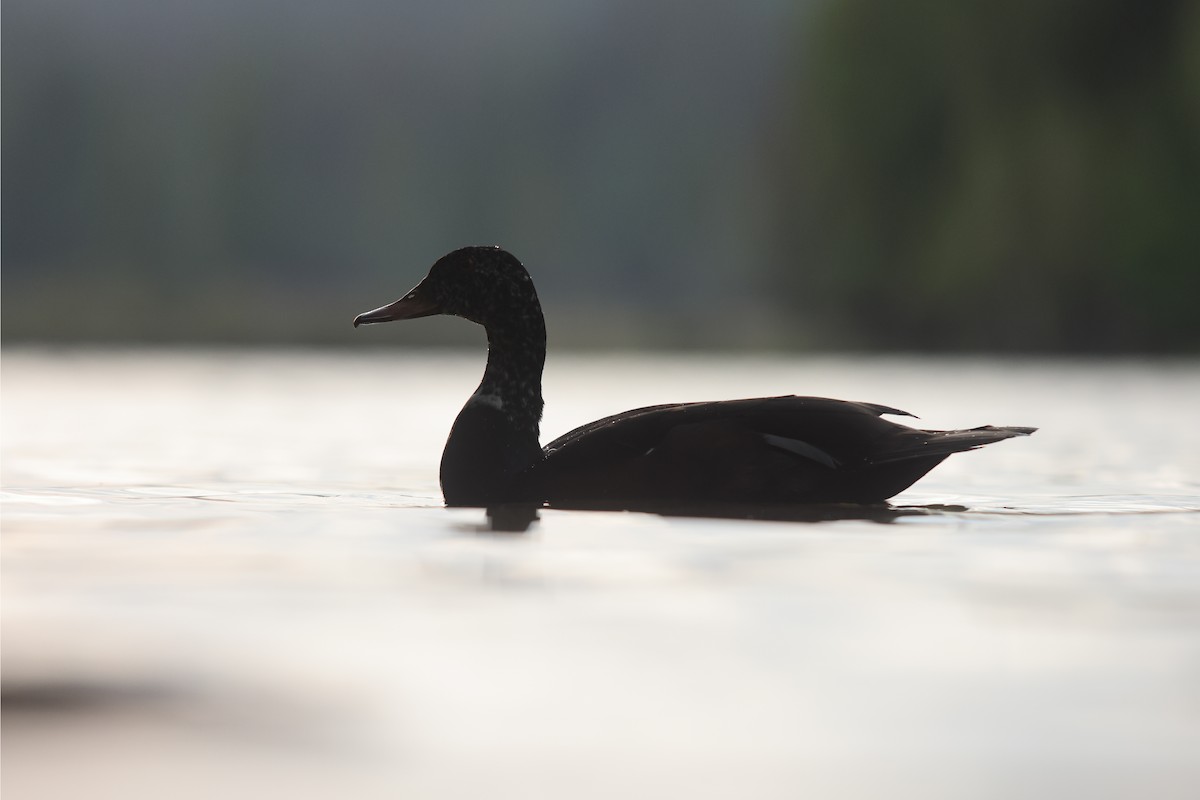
<box><xmin>771</xmin><ymin>0</ymin><xmax>1200</xmax><ymax>351</ymax></box>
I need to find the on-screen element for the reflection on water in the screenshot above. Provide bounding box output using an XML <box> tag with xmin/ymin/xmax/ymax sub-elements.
<box><xmin>551</xmin><ymin>501</ymin><xmax>939</xmax><ymax>525</ymax></box>
<box><xmin>486</xmin><ymin>502</ymin><xmax>944</xmax><ymax>532</ymax></box>
<box><xmin>2</xmin><ymin>349</ymin><xmax>1199</xmax><ymax>800</ymax></box>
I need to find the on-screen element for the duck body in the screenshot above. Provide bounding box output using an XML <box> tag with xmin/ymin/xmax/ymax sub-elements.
<box><xmin>518</xmin><ymin>396</ymin><xmax>1027</xmax><ymax>509</ymax></box>
<box><xmin>355</xmin><ymin>247</ymin><xmax>1035</xmax><ymax>511</ymax></box>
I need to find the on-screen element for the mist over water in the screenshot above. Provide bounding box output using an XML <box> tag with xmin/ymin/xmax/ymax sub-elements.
<box><xmin>3</xmin><ymin>349</ymin><xmax>1198</xmax><ymax>798</ymax></box>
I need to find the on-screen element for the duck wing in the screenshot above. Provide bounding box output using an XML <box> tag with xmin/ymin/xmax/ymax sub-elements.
<box><xmin>514</xmin><ymin>396</ymin><xmax>1030</xmax><ymax>508</ymax></box>
<box><xmin>540</xmin><ymin>395</ymin><xmax>909</xmax><ymax>465</ymax></box>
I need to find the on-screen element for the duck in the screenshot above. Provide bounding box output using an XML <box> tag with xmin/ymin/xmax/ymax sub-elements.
<box><xmin>354</xmin><ymin>246</ymin><xmax>1035</xmax><ymax>511</ymax></box>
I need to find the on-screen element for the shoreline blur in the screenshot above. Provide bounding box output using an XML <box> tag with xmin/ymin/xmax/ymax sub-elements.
<box><xmin>5</xmin><ymin>0</ymin><xmax>1198</xmax><ymax>353</ymax></box>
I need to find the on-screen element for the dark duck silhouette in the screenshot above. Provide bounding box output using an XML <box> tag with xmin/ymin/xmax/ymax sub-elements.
<box><xmin>354</xmin><ymin>247</ymin><xmax>1035</xmax><ymax>511</ymax></box>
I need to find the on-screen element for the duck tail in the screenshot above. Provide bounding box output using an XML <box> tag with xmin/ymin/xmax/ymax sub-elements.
<box><xmin>866</xmin><ymin>425</ymin><xmax>1037</xmax><ymax>465</ymax></box>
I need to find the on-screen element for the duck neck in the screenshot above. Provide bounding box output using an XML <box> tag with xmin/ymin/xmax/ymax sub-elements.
<box><xmin>439</xmin><ymin>309</ymin><xmax>546</xmax><ymax>506</ymax></box>
<box><xmin>473</xmin><ymin>316</ymin><xmax>547</xmax><ymax>439</ymax></box>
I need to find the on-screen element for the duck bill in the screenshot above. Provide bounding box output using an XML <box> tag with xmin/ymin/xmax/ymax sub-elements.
<box><xmin>353</xmin><ymin>286</ymin><xmax>440</xmax><ymax>327</ymax></box>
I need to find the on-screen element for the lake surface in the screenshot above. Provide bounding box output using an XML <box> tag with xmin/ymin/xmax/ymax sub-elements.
<box><xmin>3</xmin><ymin>348</ymin><xmax>1199</xmax><ymax>799</ymax></box>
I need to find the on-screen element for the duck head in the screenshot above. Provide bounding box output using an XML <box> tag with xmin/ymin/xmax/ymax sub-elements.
<box><xmin>353</xmin><ymin>246</ymin><xmax>540</xmax><ymax>329</ymax></box>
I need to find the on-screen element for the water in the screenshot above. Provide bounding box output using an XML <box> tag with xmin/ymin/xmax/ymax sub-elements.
<box><xmin>3</xmin><ymin>348</ymin><xmax>1199</xmax><ymax>800</ymax></box>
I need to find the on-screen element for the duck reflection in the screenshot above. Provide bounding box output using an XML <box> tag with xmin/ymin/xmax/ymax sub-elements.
<box><xmin>483</xmin><ymin>501</ymin><xmax>962</xmax><ymax>532</ymax></box>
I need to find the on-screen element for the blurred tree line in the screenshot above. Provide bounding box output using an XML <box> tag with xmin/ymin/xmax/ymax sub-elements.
<box><xmin>2</xmin><ymin>0</ymin><xmax>783</xmax><ymax>347</ymax></box>
<box><xmin>771</xmin><ymin>0</ymin><xmax>1200</xmax><ymax>351</ymax></box>
<box><xmin>3</xmin><ymin>0</ymin><xmax>1198</xmax><ymax>351</ymax></box>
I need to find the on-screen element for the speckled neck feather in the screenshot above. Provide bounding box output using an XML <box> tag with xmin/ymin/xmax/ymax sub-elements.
<box><xmin>474</xmin><ymin>301</ymin><xmax>546</xmax><ymax>440</ymax></box>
